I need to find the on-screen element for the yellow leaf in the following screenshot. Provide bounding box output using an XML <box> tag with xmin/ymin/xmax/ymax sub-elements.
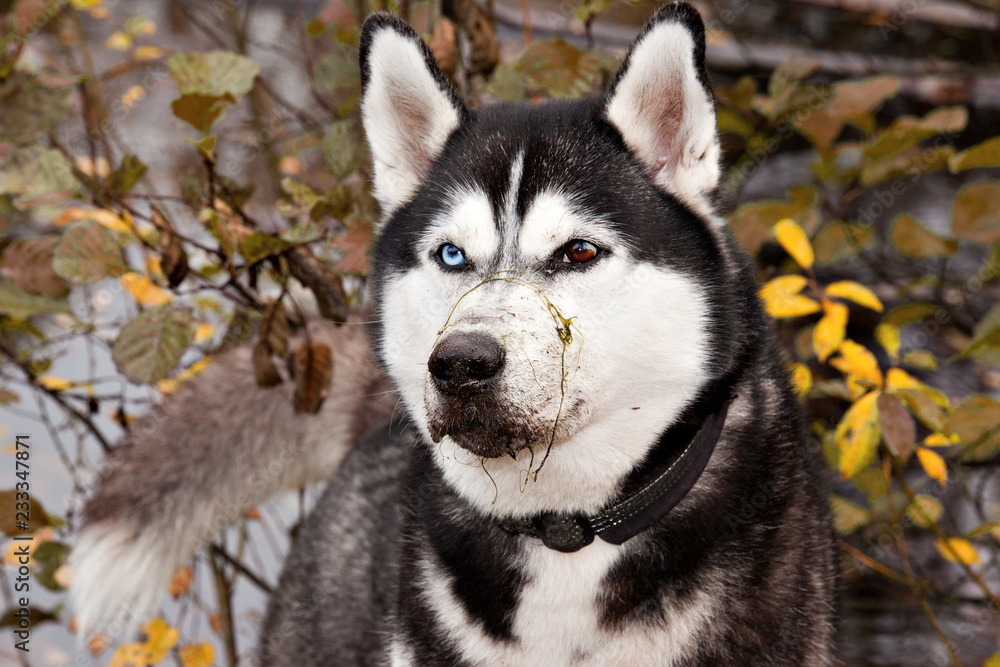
<box><xmin>917</xmin><ymin>447</ymin><xmax>948</xmax><ymax>486</ymax></box>
<box><xmin>143</xmin><ymin>618</ymin><xmax>180</xmax><ymax>663</ymax></box>
<box><xmin>36</xmin><ymin>375</ymin><xmax>74</xmax><ymax>391</ymax></box>
<box><xmin>885</xmin><ymin>368</ymin><xmax>950</xmax><ymax>409</ymax></box>
<box><xmin>830</xmin><ymin>339</ymin><xmax>883</xmax><ymax>400</ymax></box>
<box><xmin>824</xmin><ymin>280</ymin><xmax>883</xmax><ymax>312</ymax></box>
<box><xmin>923</xmin><ymin>432</ymin><xmax>960</xmax><ymax>447</ymax></box>
<box><xmin>194</xmin><ymin>323</ymin><xmax>215</xmax><ymax>344</ymax></box>
<box><xmin>70</xmin><ymin>0</ymin><xmax>103</xmax><ymax>8</ymax></box>
<box><xmin>53</xmin><ymin>207</ymin><xmax>133</xmax><ymax>234</ymax></box>
<box><xmin>789</xmin><ymin>362</ymin><xmax>812</xmax><ymax>397</ymax></box>
<box><xmin>120</xmin><ymin>273</ymin><xmax>171</xmax><ymax>307</ymax></box>
<box><xmin>179</xmin><ymin>643</ymin><xmax>215</xmax><ymax>667</ymax></box>
<box><xmin>935</xmin><ymin>537</ymin><xmax>979</xmax><ymax>565</ymax></box>
<box><xmin>104</xmin><ymin>31</ymin><xmax>133</xmax><ymax>51</ymax></box>
<box><xmin>875</xmin><ymin>322</ymin><xmax>900</xmax><ymax>360</ymax></box>
<box><xmin>836</xmin><ymin>390</ymin><xmax>881</xmax><ymax>479</ymax></box>
<box><xmin>107</xmin><ymin>643</ymin><xmax>148</xmax><ymax>667</ymax></box>
<box><xmin>133</xmin><ymin>46</ymin><xmax>165</xmax><ymax>60</ymax></box>
<box><xmin>759</xmin><ymin>275</ymin><xmax>821</xmax><ymax>318</ymax></box>
<box><xmin>122</xmin><ymin>85</ymin><xmax>145</xmax><ymax>109</ymax></box>
<box><xmin>814</xmin><ymin>300</ymin><xmax>848</xmax><ymax>362</ymax></box>
<box><xmin>774</xmin><ymin>218</ymin><xmax>814</xmax><ymax>269</ymax></box>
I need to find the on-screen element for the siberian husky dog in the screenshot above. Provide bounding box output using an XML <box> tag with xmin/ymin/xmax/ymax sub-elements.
<box><xmin>71</xmin><ymin>3</ymin><xmax>834</xmax><ymax>665</ymax></box>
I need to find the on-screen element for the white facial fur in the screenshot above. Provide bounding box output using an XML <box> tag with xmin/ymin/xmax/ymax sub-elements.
<box><xmin>379</xmin><ymin>185</ymin><xmax>710</xmax><ymax>518</ymax></box>
<box><xmin>605</xmin><ymin>21</ymin><xmax>720</xmax><ymax>219</ymax></box>
<box><xmin>362</xmin><ymin>27</ymin><xmax>461</xmax><ymax>214</ymax></box>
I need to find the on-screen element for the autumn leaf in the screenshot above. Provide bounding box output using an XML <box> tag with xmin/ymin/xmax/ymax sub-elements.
<box><xmin>836</xmin><ymin>390</ymin><xmax>881</xmax><ymax>479</ymax></box>
<box><xmin>143</xmin><ymin>618</ymin><xmax>180</xmax><ymax>663</ymax></box>
<box><xmin>169</xmin><ymin>565</ymin><xmax>192</xmax><ymax>598</ymax></box>
<box><xmin>814</xmin><ymin>300</ymin><xmax>849</xmax><ymax>362</ymax></box>
<box><xmin>828</xmin><ymin>494</ymin><xmax>870</xmax><ymax>534</ymax></box>
<box><xmin>180</xmin><ymin>643</ymin><xmax>215</xmax><ymax>667</ymax></box>
<box><xmin>773</xmin><ymin>218</ymin><xmax>814</xmax><ymax>269</ymax></box>
<box><xmin>789</xmin><ymin>362</ymin><xmax>812</xmax><ymax>397</ymax></box>
<box><xmin>330</xmin><ymin>217</ymin><xmax>374</xmax><ymax>274</ymax></box>
<box><xmin>830</xmin><ymin>339</ymin><xmax>883</xmax><ymax>399</ymax></box>
<box><xmin>875</xmin><ymin>322</ymin><xmax>900</xmax><ymax>361</ymax></box>
<box><xmin>890</xmin><ymin>213</ymin><xmax>958</xmax><ymax>258</ymax></box>
<box><xmin>824</xmin><ymin>281</ymin><xmax>883</xmax><ymax>312</ymax></box>
<box><xmin>934</xmin><ymin>537</ymin><xmax>979</xmax><ymax>566</ymax></box>
<box><xmin>759</xmin><ymin>275</ymin><xmax>821</xmax><ymax>318</ymax></box>
<box><xmin>120</xmin><ymin>273</ymin><xmax>171</xmax><ymax>307</ymax></box>
<box><xmin>905</xmin><ymin>494</ymin><xmax>943</xmax><ymax>528</ymax></box>
<box><xmin>917</xmin><ymin>447</ymin><xmax>948</xmax><ymax>486</ymax></box>
<box><xmin>878</xmin><ymin>392</ymin><xmax>915</xmax><ymax>461</ymax></box>
<box><xmin>292</xmin><ymin>340</ymin><xmax>334</xmax><ymax>413</ymax></box>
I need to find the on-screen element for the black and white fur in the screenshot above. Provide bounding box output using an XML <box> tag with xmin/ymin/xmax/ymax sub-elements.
<box><xmin>72</xmin><ymin>4</ymin><xmax>835</xmax><ymax>664</ymax></box>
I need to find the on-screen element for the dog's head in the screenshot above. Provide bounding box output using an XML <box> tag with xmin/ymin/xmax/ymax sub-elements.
<box><xmin>361</xmin><ymin>4</ymin><xmax>740</xmax><ymax>512</ymax></box>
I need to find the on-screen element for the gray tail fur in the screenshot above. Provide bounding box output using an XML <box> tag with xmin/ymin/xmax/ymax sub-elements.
<box><xmin>69</xmin><ymin>315</ymin><xmax>393</xmax><ymax>637</ymax></box>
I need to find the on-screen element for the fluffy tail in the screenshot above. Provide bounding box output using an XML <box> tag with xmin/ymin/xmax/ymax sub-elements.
<box><xmin>70</xmin><ymin>317</ymin><xmax>394</xmax><ymax>637</ymax></box>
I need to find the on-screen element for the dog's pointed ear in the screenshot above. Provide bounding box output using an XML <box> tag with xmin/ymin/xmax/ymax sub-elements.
<box><xmin>359</xmin><ymin>14</ymin><xmax>468</xmax><ymax>215</ymax></box>
<box><xmin>604</xmin><ymin>3</ymin><xmax>720</xmax><ymax>211</ymax></box>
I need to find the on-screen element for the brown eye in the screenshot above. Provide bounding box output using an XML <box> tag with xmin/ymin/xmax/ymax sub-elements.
<box><xmin>562</xmin><ymin>240</ymin><xmax>599</xmax><ymax>264</ymax></box>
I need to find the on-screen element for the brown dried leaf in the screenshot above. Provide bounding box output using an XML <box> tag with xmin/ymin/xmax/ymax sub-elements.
<box><xmin>169</xmin><ymin>565</ymin><xmax>192</xmax><ymax>598</ymax></box>
<box><xmin>292</xmin><ymin>340</ymin><xmax>334</xmax><ymax>414</ymax></box>
<box><xmin>88</xmin><ymin>632</ymin><xmax>111</xmax><ymax>656</ymax></box>
<box><xmin>428</xmin><ymin>17</ymin><xmax>458</xmax><ymax>83</ymax></box>
<box><xmin>260</xmin><ymin>299</ymin><xmax>290</xmax><ymax>356</ymax></box>
<box><xmin>0</xmin><ymin>236</ymin><xmax>68</xmax><ymax>296</ymax></box>
<box><xmin>877</xmin><ymin>392</ymin><xmax>916</xmax><ymax>461</ymax></box>
<box><xmin>153</xmin><ymin>206</ymin><xmax>189</xmax><ymax>288</ymax></box>
<box><xmin>253</xmin><ymin>341</ymin><xmax>283</xmax><ymax>388</ymax></box>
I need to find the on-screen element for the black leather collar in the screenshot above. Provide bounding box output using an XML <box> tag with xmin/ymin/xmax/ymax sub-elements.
<box><xmin>497</xmin><ymin>400</ymin><xmax>731</xmax><ymax>553</ymax></box>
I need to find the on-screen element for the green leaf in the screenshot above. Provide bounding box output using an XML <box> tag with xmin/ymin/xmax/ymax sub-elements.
<box><xmin>281</xmin><ymin>178</ymin><xmax>322</xmax><ymax>212</ymax></box>
<box><xmin>952</xmin><ymin>181</ymin><xmax>1000</xmax><ymax>245</ymax></box>
<box><xmin>949</xmin><ymin>136</ymin><xmax>1000</xmax><ymax>173</ymax></box>
<box><xmin>111</xmin><ymin>305</ymin><xmax>195</xmax><ymax>384</ymax></box>
<box><xmin>0</xmin><ymin>71</ymin><xmax>73</xmax><ymax>146</ymax></box>
<box><xmin>52</xmin><ymin>221</ymin><xmax>128</xmax><ymax>284</ymax></box>
<box><xmin>905</xmin><ymin>494</ymin><xmax>943</xmax><ymax>528</ymax></box>
<box><xmin>948</xmin><ymin>394</ymin><xmax>1000</xmax><ymax>462</ymax></box>
<box><xmin>166</xmin><ymin>51</ymin><xmax>261</xmax><ymax>101</ymax></box>
<box><xmin>813</xmin><ymin>221</ymin><xmax>874</xmax><ymax>265</ymax></box>
<box><xmin>171</xmin><ymin>92</ymin><xmax>236</xmax><ymax>134</ymax></box>
<box><xmin>960</xmin><ymin>325</ymin><xmax>1000</xmax><ymax>361</ymax></box>
<box><xmin>860</xmin><ymin>143</ymin><xmax>954</xmax><ymax>187</ymax></box>
<box><xmin>515</xmin><ymin>38</ymin><xmax>615</xmax><ymax>99</ymax></box>
<box><xmin>863</xmin><ymin>107</ymin><xmax>968</xmax><ymax>161</ymax></box>
<box><xmin>106</xmin><ymin>154</ymin><xmax>148</xmax><ymax>194</ymax></box>
<box><xmin>322</xmin><ymin>119</ymin><xmax>362</xmax><ymax>180</ymax></box>
<box><xmin>33</xmin><ymin>541</ymin><xmax>69</xmax><ymax>592</ymax></box>
<box><xmin>829</xmin><ymin>494</ymin><xmax>870</xmax><ymax>534</ymax></box>
<box><xmin>882</xmin><ymin>302</ymin><xmax>936</xmax><ymax>329</ymax></box>
<box><xmin>240</xmin><ymin>233</ymin><xmax>288</xmax><ymax>267</ymax></box>
<box><xmin>280</xmin><ymin>222</ymin><xmax>323</xmax><ymax>245</ymax></box>
<box><xmin>483</xmin><ymin>64</ymin><xmax>526</xmax><ymax>102</ymax></box>
<box><xmin>0</xmin><ymin>236</ymin><xmax>68</xmax><ymax>296</ymax></box>
<box><xmin>0</xmin><ymin>146</ymin><xmax>77</xmax><ymax>205</ymax></box>
<box><xmin>0</xmin><ymin>281</ymin><xmax>70</xmax><ymax>319</ymax></box>
<box><xmin>890</xmin><ymin>213</ymin><xmax>958</xmax><ymax>258</ymax></box>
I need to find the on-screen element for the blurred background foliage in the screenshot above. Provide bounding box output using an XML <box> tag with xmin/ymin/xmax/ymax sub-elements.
<box><xmin>1</xmin><ymin>0</ymin><xmax>1000</xmax><ymax>665</ymax></box>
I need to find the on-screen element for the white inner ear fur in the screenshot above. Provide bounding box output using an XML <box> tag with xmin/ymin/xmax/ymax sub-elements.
<box><xmin>606</xmin><ymin>22</ymin><xmax>721</xmax><ymax>217</ymax></box>
<box><xmin>363</xmin><ymin>28</ymin><xmax>461</xmax><ymax>214</ymax></box>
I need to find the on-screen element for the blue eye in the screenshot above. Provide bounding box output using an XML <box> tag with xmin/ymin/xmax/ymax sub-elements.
<box><xmin>438</xmin><ymin>243</ymin><xmax>467</xmax><ymax>268</ymax></box>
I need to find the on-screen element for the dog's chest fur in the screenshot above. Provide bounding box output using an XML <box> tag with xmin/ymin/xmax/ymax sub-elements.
<box><xmin>397</xmin><ymin>538</ymin><xmax>711</xmax><ymax>667</ymax></box>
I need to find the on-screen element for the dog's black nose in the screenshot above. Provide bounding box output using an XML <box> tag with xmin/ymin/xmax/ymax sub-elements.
<box><xmin>428</xmin><ymin>332</ymin><xmax>505</xmax><ymax>396</ymax></box>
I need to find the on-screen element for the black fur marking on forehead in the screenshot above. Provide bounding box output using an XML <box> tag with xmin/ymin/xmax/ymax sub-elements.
<box><xmin>373</xmin><ymin>97</ymin><xmax>723</xmax><ymax>275</ymax></box>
